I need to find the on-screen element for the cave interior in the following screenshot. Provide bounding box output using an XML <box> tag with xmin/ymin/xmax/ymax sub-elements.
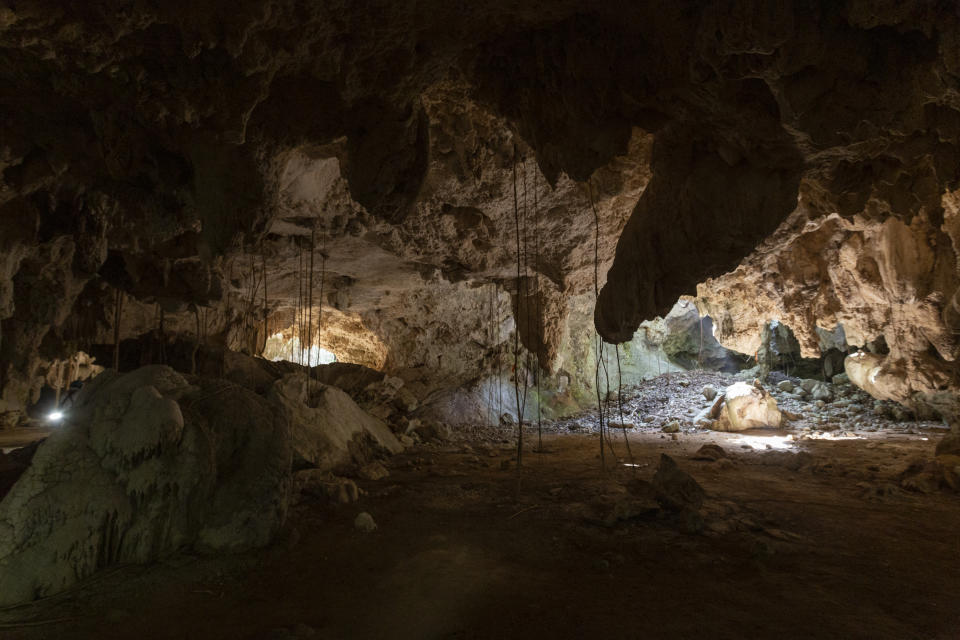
<box><xmin>1</xmin><ymin>2</ymin><xmax>960</xmax><ymax>639</ymax></box>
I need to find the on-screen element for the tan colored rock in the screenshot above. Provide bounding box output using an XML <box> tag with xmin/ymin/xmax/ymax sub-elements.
<box><xmin>697</xmin><ymin>203</ymin><xmax>960</xmax><ymax>416</ymax></box>
<box><xmin>844</xmin><ymin>352</ymin><xmax>889</xmax><ymax>400</ymax></box>
<box><xmin>714</xmin><ymin>382</ymin><xmax>782</xmax><ymax>432</ymax></box>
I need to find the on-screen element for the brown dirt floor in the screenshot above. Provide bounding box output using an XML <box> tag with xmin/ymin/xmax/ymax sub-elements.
<box><xmin>2</xmin><ymin>417</ymin><xmax>958</xmax><ymax>639</ymax></box>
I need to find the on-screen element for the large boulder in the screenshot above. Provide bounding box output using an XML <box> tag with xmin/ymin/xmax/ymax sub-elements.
<box><xmin>268</xmin><ymin>373</ymin><xmax>402</xmax><ymax>471</ymax></box>
<box><xmin>714</xmin><ymin>382</ymin><xmax>782</xmax><ymax>431</ymax></box>
<box><xmin>0</xmin><ymin>366</ymin><xmax>292</xmax><ymax>606</ymax></box>
<box><xmin>844</xmin><ymin>351</ymin><xmax>888</xmax><ymax>400</ymax></box>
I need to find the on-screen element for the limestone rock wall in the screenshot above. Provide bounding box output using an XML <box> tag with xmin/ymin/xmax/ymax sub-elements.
<box><xmin>4</xmin><ymin>1</ymin><xmax>960</xmax><ymax>420</ymax></box>
<box><xmin>697</xmin><ymin>197</ymin><xmax>960</xmax><ymax>415</ymax></box>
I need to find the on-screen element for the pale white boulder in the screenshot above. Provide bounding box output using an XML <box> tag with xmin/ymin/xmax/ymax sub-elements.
<box><xmin>714</xmin><ymin>382</ymin><xmax>782</xmax><ymax>431</ymax></box>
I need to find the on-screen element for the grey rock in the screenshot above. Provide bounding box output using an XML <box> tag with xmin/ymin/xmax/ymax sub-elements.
<box><xmin>811</xmin><ymin>383</ymin><xmax>833</xmax><ymax>402</ymax></box>
<box><xmin>652</xmin><ymin>454</ymin><xmax>705</xmax><ymax>512</ymax></box>
<box><xmin>0</xmin><ymin>366</ymin><xmax>292</xmax><ymax>607</ymax></box>
<box><xmin>354</xmin><ymin>512</ymin><xmax>377</xmax><ymax>532</ymax></box>
<box><xmin>691</xmin><ymin>444</ymin><xmax>727</xmax><ymax>461</ymax></box>
<box><xmin>411</xmin><ymin>421</ymin><xmax>451</xmax><ymax>441</ymax></box>
<box><xmin>358</xmin><ymin>462</ymin><xmax>390</xmax><ymax>481</ymax></box>
<box><xmin>296</xmin><ymin>471</ymin><xmax>359</xmax><ymax>504</ymax></box>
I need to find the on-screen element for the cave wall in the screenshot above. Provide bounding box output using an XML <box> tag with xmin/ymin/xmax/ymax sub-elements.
<box><xmin>4</xmin><ymin>1</ymin><xmax>960</xmax><ymax>421</ymax></box>
<box><xmin>697</xmin><ymin>193</ymin><xmax>960</xmax><ymax>415</ymax></box>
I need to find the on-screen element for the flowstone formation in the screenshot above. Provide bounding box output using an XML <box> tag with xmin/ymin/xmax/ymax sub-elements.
<box><xmin>0</xmin><ymin>358</ymin><xmax>407</xmax><ymax>605</ymax></box>
<box><xmin>0</xmin><ymin>366</ymin><xmax>292</xmax><ymax>605</ymax></box>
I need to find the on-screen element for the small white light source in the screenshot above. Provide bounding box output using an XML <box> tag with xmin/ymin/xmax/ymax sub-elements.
<box><xmin>48</xmin><ymin>411</ymin><xmax>64</xmax><ymax>422</ymax></box>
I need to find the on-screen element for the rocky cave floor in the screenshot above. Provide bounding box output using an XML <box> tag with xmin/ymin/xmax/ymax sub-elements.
<box><xmin>3</xmin><ymin>371</ymin><xmax>959</xmax><ymax>640</ymax></box>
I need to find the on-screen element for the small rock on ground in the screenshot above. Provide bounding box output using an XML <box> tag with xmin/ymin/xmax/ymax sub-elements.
<box><xmin>354</xmin><ymin>512</ymin><xmax>377</xmax><ymax>533</ymax></box>
<box><xmin>691</xmin><ymin>444</ymin><xmax>728</xmax><ymax>461</ymax></box>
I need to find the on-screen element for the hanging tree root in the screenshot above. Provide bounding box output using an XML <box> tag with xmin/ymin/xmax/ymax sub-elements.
<box><xmin>589</xmin><ymin>180</ymin><xmax>611</xmax><ymax>471</ymax></box>
<box><xmin>615</xmin><ymin>344</ymin><xmax>636</xmax><ymax>469</ymax></box>
<box><xmin>511</xmin><ymin>145</ymin><xmax>527</xmax><ymax>472</ymax></box>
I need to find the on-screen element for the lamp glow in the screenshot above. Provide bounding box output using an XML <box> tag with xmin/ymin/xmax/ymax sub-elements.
<box><xmin>48</xmin><ymin>411</ymin><xmax>64</xmax><ymax>422</ymax></box>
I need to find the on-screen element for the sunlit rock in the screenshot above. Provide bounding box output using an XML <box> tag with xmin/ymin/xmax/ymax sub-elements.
<box><xmin>714</xmin><ymin>382</ymin><xmax>782</xmax><ymax>432</ymax></box>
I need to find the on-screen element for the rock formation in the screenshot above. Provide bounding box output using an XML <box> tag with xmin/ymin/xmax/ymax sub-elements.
<box><xmin>698</xmin><ymin>201</ymin><xmax>960</xmax><ymax>417</ymax></box>
<box><xmin>1</xmin><ymin>1</ymin><xmax>957</xmax><ymax>425</ymax></box>
<box><xmin>714</xmin><ymin>382</ymin><xmax>783</xmax><ymax>432</ymax></box>
<box><xmin>0</xmin><ymin>366</ymin><xmax>292</xmax><ymax>605</ymax></box>
<box><xmin>0</xmin><ymin>356</ymin><xmax>409</xmax><ymax>605</ymax></box>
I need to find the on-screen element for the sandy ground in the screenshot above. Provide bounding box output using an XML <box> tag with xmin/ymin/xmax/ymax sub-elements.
<box><xmin>1</xmin><ymin>373</ymin><xmax>959</xmax><ymax>640</ymax></box>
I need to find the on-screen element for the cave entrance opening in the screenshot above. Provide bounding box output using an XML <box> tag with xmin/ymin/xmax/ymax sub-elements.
<box><xmin>262</xmin><ymin>332</ymin><xmax>336</xmax><ymax>366</ymax></box>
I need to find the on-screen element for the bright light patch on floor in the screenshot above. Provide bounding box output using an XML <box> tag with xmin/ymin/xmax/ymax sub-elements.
<box><xmin>735</xmin><ymin>434</ymin><xmax>794</xmax><ymax>450</ymax></box>
<box><xmin>802</xmin><ymin>432</ymin><xmax>863</xmax><ymax>441</ymax></box>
